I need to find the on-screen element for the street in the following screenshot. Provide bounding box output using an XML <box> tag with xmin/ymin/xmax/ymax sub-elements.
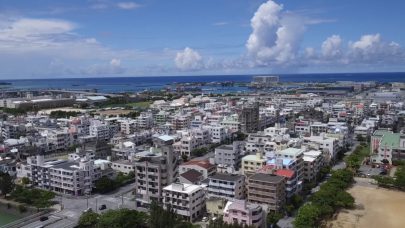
<box><xmin>21</xmin><ymin>183</ymin><xmax>137</xmax><ymax>228</ymax></box>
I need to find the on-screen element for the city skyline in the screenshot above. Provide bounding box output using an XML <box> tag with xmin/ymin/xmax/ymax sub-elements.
<box><xmin>1</xmin><ymin>0</ymin><xmax>405</xmax><ymax>78</ymax></box>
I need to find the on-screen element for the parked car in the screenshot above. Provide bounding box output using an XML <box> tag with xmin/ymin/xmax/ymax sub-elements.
<box><xmin>39</xmin><ymin>216</ymin><xmax>48</xmax><ymax>222</ymax></box>
<box><xmin>99</xmin><ymin>204</ymin><xmax>107</xmax><ymax>210</ymax></box>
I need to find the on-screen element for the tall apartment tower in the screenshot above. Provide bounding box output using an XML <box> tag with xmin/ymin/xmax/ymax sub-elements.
<box><xmin>134</xmin><ymin>135</ymin><xmax>178</xmax><ymax>210</ymax></box>
<box><xmin>240</xmin><ymin>102</ymin><xmax>260</xmax><ymax>134</ymax></box>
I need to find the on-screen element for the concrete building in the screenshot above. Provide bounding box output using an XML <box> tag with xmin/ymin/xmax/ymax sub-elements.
<box><xmin>163</xmin><ymin>183</ymin><xmax>205</xmax><ymax>222</ymax></box>
<box><xmin>179</xmin><ymin>159</ymin><xmax>216</xmax><ymax>179</ymax></box>
<box><xmin>223</xmin><ymin>199</ymin><xmax>264</xmax><ymax>228</ymax></box>
<box><xmin>25</xmin><ymin>154</ymin><xmax>103</xmax><ymax>195</ymax></box>
<box><xmin>303</xmin><ymin>150</ymin><xmax>324</xmax><ymax>182</ymax></box>
<box><xmin>240</xmin><ymin>103</ymin><xmax>259</xmax><ymax>134</ymax></box>
<box><xmin>251</xmin><ymin>76</ymin><xmax>279</xmax><ymax>88</ymax></box>
<box><xmin>242</xmin><ymin>153</ymin><xmax>266</xmax><ymax>176</ymax></box>
<box><xmin>134</xmin><ymin>135</ymin><xmax>178</xmax><ymax>210</ymax></box>
<box><xmin>371</xmin><ymin>130</ymin><xmax>405</xmax><ymax>164</ymax></box>
<box><xmin>111</xmin><ymin>160</ymin><xmax>135</xmax><ymax>174</ymax></box>
<box><xmin>214</xmin><ymin>141</ymin><xmax>245</xmax><ymax>170</ymax></box>
<box><xmin>247</xmin><ymin>173</ymin><xmax>286</xmax><ymax>212</ymax></box>
<box><xmin>207</xmin><ymin>173</ymin><xmax>246</xmax><ymax>200</ymax></box>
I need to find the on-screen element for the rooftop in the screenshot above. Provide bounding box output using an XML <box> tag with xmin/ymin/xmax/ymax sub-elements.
<box><xmin>180</xmin><ymin>169</ymin><xmax>203</xmax><ymax>183</ymax></box>
<box><xmin>181</xmin><ymin>159</ymin><xmax>215</xmax><ymax>170</ymax></box>
<box><xmin>242</xmin><ymin>154</ymin><xmax>265</xmax><ymax>162</ymax></box>
<box><xmin>163</xmin><ymin>183</ymin><xmax>202</xmax><ymax>194</ymax></box>
<box><xmin>249</xmin><ymin>173</ymin><xmax>285</xmax><ymax>183</ymax></box>
<box><xmin>210</xmin><ymin>173</ymin><xmax>243</xmax><ymax>182</ymax></box>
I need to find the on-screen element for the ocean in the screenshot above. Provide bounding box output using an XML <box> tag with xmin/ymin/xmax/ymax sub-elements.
<box><xmin>0</xmin><ymin>72</ymin><xmax>404</xmax><ymax>93</ymax></box>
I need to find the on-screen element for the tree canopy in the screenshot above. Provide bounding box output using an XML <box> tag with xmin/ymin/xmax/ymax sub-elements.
<box><xmin>0</xmin><ymin>171</ymin><xmax>14</xmax><ymax>196</ymax></box>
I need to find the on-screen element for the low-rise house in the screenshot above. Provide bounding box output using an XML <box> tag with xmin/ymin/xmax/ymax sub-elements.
<box><xmin>179</xmin><ymin>159</ymin><xmax>216</xmax><ymax>179</ymax></box>
<box><xmin>223</xmin><ymin>199</ymin><xmax>264</xmax><ymax>228</ymax></box>
<box><xmin>179</xmin><ymin>169</ymin><xmax>204</xmax><ymax>185</ymax></box>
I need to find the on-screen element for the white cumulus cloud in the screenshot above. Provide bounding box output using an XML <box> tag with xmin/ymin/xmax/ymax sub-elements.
<box><xmin>117</xmin><ymin>2</ymin><xmax>140</xmax><ymax>10</ymax></box>
<box><xmin>246</xmin><ymin>0</ymin><xmax>305</xmax><ymax>66</ymax></box>
<box><xmin>175</xmin><ymin>47</ymin><xmax>204</xmax><ymax>71</ymax></box>
<box><xmin>321</xmin><ymin>35</ymin><xmax>342</xmax><ymax>58</ymax></box>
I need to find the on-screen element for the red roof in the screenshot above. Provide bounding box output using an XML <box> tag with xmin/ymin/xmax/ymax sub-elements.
<box><xmin>275</xmin><ymin>169</ymin><xmax>295</xmax><ymax>179</ymax></box>
<box><xmin>181</xmin><ymin>159</ymin><xmax>215</xmax><ymax>170</ymax></box>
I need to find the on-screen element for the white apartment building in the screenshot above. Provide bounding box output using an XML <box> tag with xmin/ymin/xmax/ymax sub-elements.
<box><xmin>119</xmin><ymin>119</ymin><xmax>137</xmax><ymax>135</ymax></box>
<box><xmin>45</xmin><ymin>129</ymin><xmax>76</xmax><ymax>151</ymax></box>
<box><xmin>207</xmin><ymin>125</ymin><xmax>227</xmax><ymax>143</ymax></box>
<box><xmin>90</xmin><ymin>120</ymin><xmax>111</xmax><ymax>141</ymax></box>
<box><xmin>215</xmin><ymin>141</ymin><xmax>245</xmax><ymax>169</ymax></box>
<box><xmin>221</xmin><ymin>115</ymin><xmax>240</xmax><ymax>133</ymax></box>
<box><xmin>163</xmin><ymin>183</ymin><xmax>205</xmax><ymax>222</ymax></box>
<box><xmin>23</xmin><ymin>154</ymin><xmax>102</xmax><ymax>195</ymax></box>
<box><xmin>174</xmin><ymin>135</ymin><xmax>200</xmax><ymax>157</ymax></box>
<box><xmin>207</xmin><ymin>173</ymin><xmax>246</xmax><ymax>201</ymax></box>
<box><xmin>136</xmin><ymin>112</ymin><xmax>154</xmax><ymax>129</ymax></box>
<box><xmin>303</xmin><ymin>134</ymin><xmax>340</xmax><ymax>161</ymax></box>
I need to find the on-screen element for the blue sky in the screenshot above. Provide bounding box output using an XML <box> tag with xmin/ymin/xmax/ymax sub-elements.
<box><xmin>0</xmin><ymin>0</ymin><xmax>405</xmax><ymax>78</ymax></box>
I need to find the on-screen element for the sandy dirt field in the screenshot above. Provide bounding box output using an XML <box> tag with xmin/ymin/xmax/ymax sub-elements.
<box><xmin>328</xmin><ymin>179</ymin><xmax>405</xmax><ymax>228</ymax></box>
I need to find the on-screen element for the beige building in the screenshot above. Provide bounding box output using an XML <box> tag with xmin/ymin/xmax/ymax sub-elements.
<box><xmin>247</xmin><ymin>173</ymin><xmax>286</xmax><ymax>212</ymax></box>
<box><xmin>242</xmin><ymin>153</ymin><xmax>266</xmax><ymax>175</ymax></box>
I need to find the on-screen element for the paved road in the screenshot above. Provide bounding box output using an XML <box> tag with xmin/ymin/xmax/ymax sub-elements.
<box><xmin>22</xmin><ymin>183</ymin><xmax>137</xmax><ymax>228</ymax></box>
<box><xmin>332</xmin><ymin>141</ymin><xmax>359</xmax><ymax>171</ymax></box>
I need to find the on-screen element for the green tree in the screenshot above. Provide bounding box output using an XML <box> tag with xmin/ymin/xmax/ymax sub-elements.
<box><xmin>95</xmin><ymin>176</ymin><xmax>116</xmax><ymax>193</ymax></box>
<box><xmin>78</xmin><ymin>211</ymin><xmax>99</xmax><ymax>228</ymax></box>
<box><xmin>98</xmin><ymin>208</ymin><xmax>148</xmax><ymax>228</ymax></box>
<box><xmin>373</xmin><ymin>175</ymin><xmax>394</xmax><ymax>188</ymax></box>
<box><xmin>356</xmin><ymin>134</ymin><xmax>365</xmax><ymax>142</ymax></box>
<box><xmin>394</xmin><ymin>165</ymin><xmax>405</xmax><ymax>190</ymax></box>
<box><xmin>267</xmin><ymin>211</ymin><xmax>283</xmax><ymax>227</ymax></box>
<box><xmin>21</xmin><ymin>177</ymin><xmax>30</xmax><ymax>186</ymax></box>
<box><xmin>0</xmin><ymin>172</ymin><xmax>14</xmax><ymax>196</ymax></box>
<box><xmin>191</xmin><ymin>147</ymin><xmax>208</xmax><ymax>157</ymax></box>
<box><xmin>293</xmin><ymin>203</ymin><xmax>321</xmax><ymax>228</ymax></box>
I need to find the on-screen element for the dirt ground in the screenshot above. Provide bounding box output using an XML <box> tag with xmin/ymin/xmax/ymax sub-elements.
<box><xmin>328</xmin><ymin>180</ymin><xmax>405</xmax><ymax>228</ymax></box>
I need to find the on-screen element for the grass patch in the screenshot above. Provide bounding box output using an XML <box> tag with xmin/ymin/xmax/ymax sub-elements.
<box><xmin>101</xmin><ymin>101</ymin><xmax>152</xmax><ymax>109</ymax></box>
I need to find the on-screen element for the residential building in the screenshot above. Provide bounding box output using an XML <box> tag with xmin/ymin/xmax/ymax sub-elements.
<box><xmin>24</xmin><ymin>154</ymin><xmax>103</xmax><ymax>195</ymax></box>
<box><xmin>371</xmin><ymin>130</ymin><xmax>405</xmax><ymax>164</ymax></box>
<box><xmin>240</xmin><ymin>103</ymin><xmax>259</xmax><ymax>134</ymax></box>
<box><xmin>247</xmin><ymin>173</ymin><xmax>286</xmax><ymax>212</ymax></box>
<box><xmin>134</xmin><ymin>135</ymin><xmax>178</xmax><ymax>210</ymax></box>
<box><xmin>223</xmin><ymin>199</ymin><xmax>264</xmax><ymax>228</ymax></box>
<box><xmin>207</xmin><ymin>173</ymin><xmax>245</xmax><ymax>200</ymax></box>
<box><xmin>214</xmin><ymin>141</ymin><xmax>245</xmax><ymax>170</ymax></box>
<box><xmin>303</xmin><ymin>150</ymin><xmax>324</xmax><ymax>182</ymax></box>
<box><xmin>242</xmin><ymin>153</ymin><xmax>266</xmax><ymax>176</ymax></box>
<box><xmin>179</xmin><ymin>159</ymin><xmax>216</xmax><ymax>179</ymax></box>
<box><xmin>163</xmin><ymin>183</ymin><xmax>205</xmax><ymax>222</ymax></box>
